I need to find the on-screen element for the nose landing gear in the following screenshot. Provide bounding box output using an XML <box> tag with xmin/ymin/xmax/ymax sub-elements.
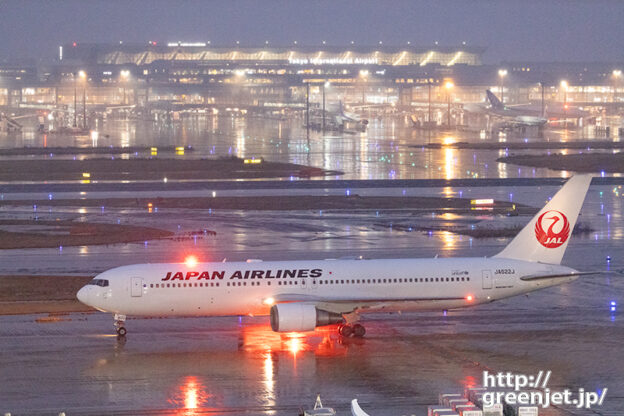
<box><xmin>114</xmin><ymin>313</ymin><xmax>127</xmax><ymax>336</ymax></box>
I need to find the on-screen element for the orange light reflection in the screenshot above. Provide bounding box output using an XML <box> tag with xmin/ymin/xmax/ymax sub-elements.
<box><xmin>168</xmin><ymin>376</ymin><xmax>217</xmax><ymax>416</ymax></box>
<box><xmin>240</xmin><ymin>323</ymin><xmax>349</xmax><ymax>358</ymax></box>
<box><xmin>185</xmin><ymin>377</ymin><xmax>198</xmax><ymax>409</ymax></box>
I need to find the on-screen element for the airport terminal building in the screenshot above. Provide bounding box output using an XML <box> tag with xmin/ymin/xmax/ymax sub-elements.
<box><xmin>0</xmin><ymin>42</ymin><xmax>622</xmax><ymax>110</ymax></box>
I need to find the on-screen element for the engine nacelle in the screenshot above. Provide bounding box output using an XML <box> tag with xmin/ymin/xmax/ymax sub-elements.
<box><xmin>269</xmin><ymin>303</ymin><xmax>343</xmax><ymax>332</ymax></box>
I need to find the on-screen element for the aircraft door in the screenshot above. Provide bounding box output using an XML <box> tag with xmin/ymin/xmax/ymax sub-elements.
<box><xmin>131</xmin><ymin>277</ymin><xmax>143</xmax><ymax>297</ymax></box>
<box><xmin>301</xmin><ymin>276</ymin><xmax>318</xmax><ymax>292</ymax></box>
<box><xmin>482</xmin><ymin>270</ymin><xmax>493</xmax><ymax>289</ymax></box>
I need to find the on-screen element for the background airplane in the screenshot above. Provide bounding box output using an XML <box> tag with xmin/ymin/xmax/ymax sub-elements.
<box><xmin>464</xmin><ymin>89</ymin><xmax>589</xmax><ymax>128</ymax></box>
<box><xmin>464</xmin><ymin>90</ymin><xmax>547</xmax><ymax>127</ymax></box>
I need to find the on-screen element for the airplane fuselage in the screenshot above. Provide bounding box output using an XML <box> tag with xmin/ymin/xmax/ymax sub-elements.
<box><xmin>78</xmin><ymin>257</ymin><xmax>577</xmax><ymax>318</ymax></box>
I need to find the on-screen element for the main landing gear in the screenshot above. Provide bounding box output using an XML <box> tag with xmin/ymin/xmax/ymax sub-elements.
<box><xmin>338</xmin><ymin>323</ymin><xmax>366</xmax><ymax>338</ymax></box>
<box><xmin>114</xmin><ymin>313</ymin><xmax>127</xmax><ymax>336</ymax></box>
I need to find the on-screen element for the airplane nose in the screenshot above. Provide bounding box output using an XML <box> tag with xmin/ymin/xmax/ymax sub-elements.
<box><xmin>76</xmin><ymin>286</ymin><xmax>90</xmax><ymax>305</ymax></box>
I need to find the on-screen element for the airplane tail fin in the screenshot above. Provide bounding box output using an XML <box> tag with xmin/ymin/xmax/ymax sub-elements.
<box><xmin>486</xmin><ymin>89</ymin><xmax>504</xmax><ymax>110</ymax></box>
<box><xmin>494</xmin><ymin>175</ymin><xmax>593</xmax><ymax>265</ymax></box>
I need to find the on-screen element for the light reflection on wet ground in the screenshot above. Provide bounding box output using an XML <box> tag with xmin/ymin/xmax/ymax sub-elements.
<box><xmin>0</xmin><ymin>297</ymin><xmax>622</xmax><ymax>415</ymax></box>
<box><xmin>1</xmin><ymin>117</ymin><xmax>623</xmax><ymax>414</ymax></box>
<box><xmin>1</xmin><ymin>116</ymin><xmax>620</xmax><ymax>181</ymax></box>
<box><xmin>0</xmin><ymin>183</ymin><xmax>621</xmax><ymax>414</ymax></box>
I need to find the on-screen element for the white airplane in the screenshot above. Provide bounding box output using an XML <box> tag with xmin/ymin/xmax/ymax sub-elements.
<box><xmin>463</xmin><ymin>90</ymin><xmax>548</xmax><ymax>128</ymax></box>
<box><xmin>78</xmin><ymin>175</ymin><xmax>595</xmax><ymax>338</ymax></box>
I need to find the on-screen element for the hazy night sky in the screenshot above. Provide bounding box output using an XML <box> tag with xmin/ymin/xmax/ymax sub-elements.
<box><xmin>1</xmin><ymin>0</ymin><xmax>623</xmax><ymax>63</ymax></box>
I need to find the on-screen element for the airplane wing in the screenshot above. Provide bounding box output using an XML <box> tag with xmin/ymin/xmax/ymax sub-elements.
<box><xmin>272</xmin><ymin>293</ymin><xmax>467</xmax><ymax>314</ymax></box>
<box><xmin>273</xmin><ymin>293</ymin><xmax>466</xmax><ymax>303</ymax></box>
<box><xmin>519</xmin><ymin>271</ymin><xmax>608</xmax><ymax>281</ymax></box>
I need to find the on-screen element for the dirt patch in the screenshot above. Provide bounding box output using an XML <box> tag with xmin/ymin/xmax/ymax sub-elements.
<box><xmin>0</xmin><ymin>156</ymin><xmax>334</xmax><ymax>181</ymax></box>
<box><xmin>0</xmin><ymin>220</ymin><xmax>173</xmax><ymax>249</ymax></box>
<box><xmin>497</xmin><ymin>153</ymin><xmax>624</xmax><ymax>173</ymax></box>
<box><xmin>0</xmin><ymin>275</ymin><xmax>95</xmax><ymax>315</ymax></box>
<box><xmin>0</xmin><ymin>145</ymin><xmax>194</xmax><ymax>156</ymax></box>
<box><xmin>421</xmin><ymin>141</ymin><xmax>624</xmax><ymax>150</ymax></box>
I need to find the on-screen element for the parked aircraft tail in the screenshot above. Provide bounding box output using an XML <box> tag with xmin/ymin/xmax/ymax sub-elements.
<box><xmin>486</xmin><ymin>89</ymin><xmax>504</xmax><ymax>110</ymax></box>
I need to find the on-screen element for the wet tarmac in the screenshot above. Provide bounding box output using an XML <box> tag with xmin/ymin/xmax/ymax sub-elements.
<box><xmin>1</xmin><ymin>117</ymin><xmax>623</xmax><ymax>415</ymax></box>
<box><xmin>1</xmin><ymin>116</ymin><xmax>622</xmax><ymax>182</ymax></box>
<box><xmin>0</xmin><ymin>180</ymin><xmax>622</xmax><ymax>415</ymax></box>
<box><xmin>1</xmin><ymin>289</ymin><xmax>622</xmax><ymax>416</ymax></box>
<box><xmin>0</xmin><ymin>182</ymin><xmax>620</xmax><ymax>275</ymax></box>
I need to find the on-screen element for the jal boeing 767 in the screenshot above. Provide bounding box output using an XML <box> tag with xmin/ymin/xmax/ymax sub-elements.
<box><xmin>78</xmin><ymin>175</ymin><xmax>595</xmax><ymax>337</ymax></box>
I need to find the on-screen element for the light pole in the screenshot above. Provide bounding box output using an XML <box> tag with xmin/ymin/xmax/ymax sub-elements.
<box><xmin>79</xmin><ymin>70</ymin><xmax>87</xmax><ymax>129</ymax></box>
<box><xmin>306</xmin><ymin>82</ymin><xmax>310</xmax><ymax>139</ymax></box>
<box><xmin>613</xmin><ymin>70</ymin><xmax>622</xmax><ymax>103</ymax></box>
<box><xmin>120</xmin><ymin>69</ymin><xmax>130</xmax><ymax>105</ymax></box>
<box><xmin>498</xmin><ymin>69</ymin><xmax>508</xmax><ymax>104</ymax></box>
<box><xmin>73</xmin><ymin>73</ymin><xmax>77</xmax><ymax>127</ymax></box>
<box><xmin>539</xmin><ymin>82</ymin><xmax>545</xmax><ymax>118</ymax></box>
<box><xmin>428</xmin><ymin>81</ymin><xmax>432</xmax><ymax>124</ymax></box>
<box><xmin>560</xmin><ymin>80</ymin><xmax>568</xmax><ymax>121</ymax></box>
<box><xmin>322</xmin><ymin>81</ymin><xmax>329</xmax><ymax>132</ymax></box>
<box><xmin>445</xmin><ymin>81</ymin><xmax>454</xmax><ymax>128</ymax></box>
<box><xmin>73</xmin><ymin>70</ymin><xmax>86</xmax><ymax>128</ymax></box>
<box><xmin>358</xmin><ymin>69</ymin><xmax>368</xmax><ymax>104</ymax></box>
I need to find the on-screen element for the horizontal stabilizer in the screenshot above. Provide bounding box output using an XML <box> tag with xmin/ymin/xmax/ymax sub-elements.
<box><xmin>520</xmin><ymin>271</ymin><xmax>603</xmax><ymax>281</ymax></box>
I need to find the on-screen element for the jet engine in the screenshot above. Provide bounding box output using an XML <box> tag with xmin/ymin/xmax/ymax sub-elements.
<box><xmin>269</xmin><ymin>303</ymin><xmax>343</xmax><ymax>332</ymax></box>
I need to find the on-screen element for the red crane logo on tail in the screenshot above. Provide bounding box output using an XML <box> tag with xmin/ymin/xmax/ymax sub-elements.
<box><xmin>534</xmin><ymin>210</ymin><xmax>570</xmax><ymax>248</ymax></box>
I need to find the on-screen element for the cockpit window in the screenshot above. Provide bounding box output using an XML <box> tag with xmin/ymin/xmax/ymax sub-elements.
<box><xmin>88</xmin><ymin>278</ymin><xmax>109</xmax><ymax>287</ymax></box>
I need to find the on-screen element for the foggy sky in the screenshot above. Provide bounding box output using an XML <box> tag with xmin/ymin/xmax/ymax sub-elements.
<box><xmin>1</xmin><ymin>0</ymin><xmax>623</xmax><ymax>63</ymax></box>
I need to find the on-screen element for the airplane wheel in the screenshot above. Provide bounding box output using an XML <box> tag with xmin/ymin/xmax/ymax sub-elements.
<box><xmin>352</xmin><ymin>324</ymin><xmax>366</xmax><ymax>338</ymax></box>
<box><xmin>338</xmin><ymin>324</ymin><xmax>353</xmax><ymax>337</ymax></box>
<box><xmin>116</xmin><ymin>327</ymin><xmax>127</xmax><ymax>336</ymax></box>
